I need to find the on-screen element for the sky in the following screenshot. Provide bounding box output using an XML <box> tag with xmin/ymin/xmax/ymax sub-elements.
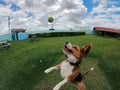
<box><xmin>0</xmin><ymin>0</ymin><xmax>120</xmax><ymax>35</ymax></box>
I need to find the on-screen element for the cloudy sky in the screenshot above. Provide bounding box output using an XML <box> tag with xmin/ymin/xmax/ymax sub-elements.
<box><xmin>0</xmin><ymin>0</ymin><xmax>120</xmax><ymax>35</ymax></box>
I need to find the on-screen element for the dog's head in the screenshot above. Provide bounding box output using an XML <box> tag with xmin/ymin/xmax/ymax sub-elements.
<box><xmin>63</xmin><ymin>42</ymin><xmax>92</xmax><ymax>64</ymax></box>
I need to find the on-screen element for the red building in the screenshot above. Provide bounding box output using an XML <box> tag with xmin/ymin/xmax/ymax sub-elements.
<box><xmin>93</xmin><ymin>27</ymin><xmax>120</xmax><ymax>38</ymax></box>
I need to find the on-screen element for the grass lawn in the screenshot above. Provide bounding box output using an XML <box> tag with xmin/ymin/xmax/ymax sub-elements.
<box><xmin>0</xmin><ymin>35</ymin><xmax>120</xmax><ymax>90</ymax></box>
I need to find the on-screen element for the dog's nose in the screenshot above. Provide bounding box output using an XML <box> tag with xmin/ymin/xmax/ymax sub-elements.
<box><xmin>65</xmin><ymin>42</ymin><xmax>69</xmax><ymax>44</ymax></box>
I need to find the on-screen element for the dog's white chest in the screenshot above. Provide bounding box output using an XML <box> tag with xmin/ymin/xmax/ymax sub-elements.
<box><xmin>60</xmin><ymin>61</ymin><xmax>74</xmax><ymax>79</ymax></box>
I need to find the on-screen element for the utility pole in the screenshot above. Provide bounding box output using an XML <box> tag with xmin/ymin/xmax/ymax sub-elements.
<box><xmin>8</xmin><ymin>16</ymin><xmax>11</xmax><ymax>34</ymax></box>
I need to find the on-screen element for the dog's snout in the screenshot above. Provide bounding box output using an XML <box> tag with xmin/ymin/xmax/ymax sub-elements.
<box><xmin>65</xmin><ymin>42</ymin><xmax>69</xmax><ymax>48</ymax></box>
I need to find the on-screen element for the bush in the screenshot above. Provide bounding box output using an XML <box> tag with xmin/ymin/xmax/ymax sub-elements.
<box><xmin>29</xmin><ymin>32</ymin><xmax>85</xmax><ymax>38</ymax></box>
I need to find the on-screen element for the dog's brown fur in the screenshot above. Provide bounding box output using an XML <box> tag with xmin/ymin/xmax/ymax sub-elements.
<box><xmin>44</xmin><ymin>42</ymin><xmax>93</xmax><ymax>90</ymax></box>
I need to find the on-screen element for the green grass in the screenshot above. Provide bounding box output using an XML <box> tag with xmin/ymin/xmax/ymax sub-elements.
<box><xmin>0</xmin><ymin>35</ymin><xmax>120</xmax><ymax>90</ymax></box>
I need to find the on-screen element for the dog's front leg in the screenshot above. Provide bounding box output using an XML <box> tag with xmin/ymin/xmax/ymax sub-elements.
<box><xmin>44</xmin><ymin>64</ymin><xmax>60</xmax><ymax>73</ymax></box>
<box><xmin>53</xmin><ymin>78</ymin><xmax>68</xmax><ymax>90</ymax></box>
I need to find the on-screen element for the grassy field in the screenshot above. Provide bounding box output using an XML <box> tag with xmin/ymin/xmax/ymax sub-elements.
<box><xmin>0</xmin><ymin>35</ymin><xmax>120</xmax><ymax>90</ymax></box>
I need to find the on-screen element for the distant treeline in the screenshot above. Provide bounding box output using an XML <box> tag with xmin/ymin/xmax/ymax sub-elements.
<box><xmin>29</xmin><ymin>32</ymin><xmax>86</xmax><ymax>38</ymax></box>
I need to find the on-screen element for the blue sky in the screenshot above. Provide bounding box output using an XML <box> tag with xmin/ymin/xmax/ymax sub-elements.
<box><xmin>83</xmin><ymin>0</ymin><xmax>93</xmax><ymax>13</ymax></box>
<box><xmin>0</xmin><ymin>0</ymin><xmax>120</xmax><ymax>35</ymax></box>
<box><xmin>0</xmin><ymin>0</ymin><xmax>7</xmax><ymax>5</ymax></box>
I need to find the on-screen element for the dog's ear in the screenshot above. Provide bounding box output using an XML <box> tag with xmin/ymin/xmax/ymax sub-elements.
<box><xmin>81</xmin><ymin>44</ymin><xmax>92</xmax><ymax>57</ymax></box>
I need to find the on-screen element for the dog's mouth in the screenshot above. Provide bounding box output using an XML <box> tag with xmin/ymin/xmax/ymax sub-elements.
<box><xmin>63</xmin><ymin>42</ymin><xmax>73</xmax><ymax>54</ymax></box>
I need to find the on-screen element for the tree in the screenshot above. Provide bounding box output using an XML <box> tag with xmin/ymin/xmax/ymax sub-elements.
<box><xmin>48</xmin><ymin>16</ymin><xmax>55</xmax><ymax>30</ymax></box>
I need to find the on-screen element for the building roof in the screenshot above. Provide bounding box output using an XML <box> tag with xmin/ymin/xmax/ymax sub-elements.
<box><xmin>11</xmin><ymin>28</ymin><xmax>27</xmax><ymax>33</ymax></box>
<box><xmin>93</xmin><ymin>27</ymin><xmax>120</xmax><ymax>34</ymax></box>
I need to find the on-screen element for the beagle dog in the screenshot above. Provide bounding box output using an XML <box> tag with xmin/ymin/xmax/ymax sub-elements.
<box><xmin>44</xmin><ymin>42</ymin><xmax>94</xmax><ymax>90</ymax></box>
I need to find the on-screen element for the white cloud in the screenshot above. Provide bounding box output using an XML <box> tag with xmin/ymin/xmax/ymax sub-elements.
<box><xmin>43</xmin><ymin>0</ymin><xmax>57</xmax><ymax>6</ymax></box>
<box><xmin>0</xmin><ymin>5</ymin><xmax>12</xmax><ymax>15</ymax></box>
<box><xmin>91</xmin><ymin>0</ymin><xmax>108</xmax><ymax>15</ymax></box>
<box><xmin>88</xmin><ymin>0</ymin><xmax>120</xmax><ymax>29</ymax></box>
<box><xmin>25</xmin><ymin>0</ymin><xmax>34</xmax><ymax>7</ymax></box>
<box><xmin>0</xmin><ymin>0</ymin><xmax>120</xmax><ymax>35</ymax></box>
<box><xmin>91</xmin><ymin>0</ymin><xmax>120</xmax><ymax>15</ymax></box>
<box><xmin>107</xmin><ymin>5</ymin><xmax>120</xmax><ymax>13</ymax></box>
<box><xmin>0</xmin><ymin>17</ymin><xmax>9</xmax><ymax>35</ymax></box>
<box><xmin>83</xmin><ymin>13</ymin><xmax>120</xmax><ymax>30</ymax></box>
<box><xmin>0</xmin><ymin>5</ymin><xmax>12</xmax><ymax>35</ymax></box>
<box><xmin>0</xmin><ymin>0</ymin><xmax>87</xmax><ymax>34</ymax></box>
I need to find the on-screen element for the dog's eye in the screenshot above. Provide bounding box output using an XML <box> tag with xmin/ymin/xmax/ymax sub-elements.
<box><xmin>73</xmin><ymin>46</ymin><xmax>78</xmax><ymax>50</ymax></box>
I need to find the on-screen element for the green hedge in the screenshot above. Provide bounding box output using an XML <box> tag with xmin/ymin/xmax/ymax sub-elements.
<box><xmin>29</xmin><ymin>32</ymin><xmax>85</xmax><ymax>38</ymax></box>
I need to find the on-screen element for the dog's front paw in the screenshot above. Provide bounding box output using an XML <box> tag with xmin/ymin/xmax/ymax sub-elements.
<box><xmin>53</xmin><ymin>85</ymin><xmax>60</xmax><ymax>90</ymax></box>
<box><xmin>44</xmin><ymin>69</ymin><xmax>51</xmax><ymax>73</ymax></box>
<box><xmin>44</xmin><ymin>66</ymin><xmax>56</xmax><ymax>74</ymax></box>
